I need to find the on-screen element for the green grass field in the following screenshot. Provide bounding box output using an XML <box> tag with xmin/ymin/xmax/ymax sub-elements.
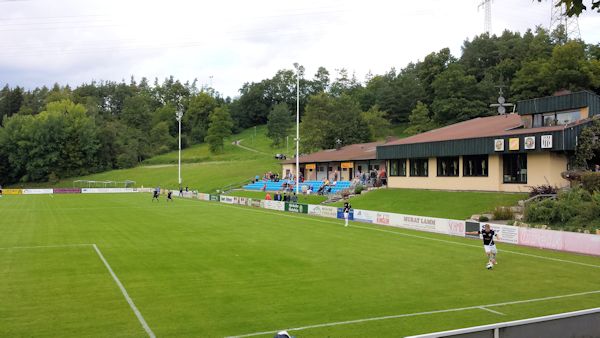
<box><xmin>333</xmin><ymin>189</ymin><xmax>527</xmax><ymax>220</ymax></box>
<box><xmin>1</xmin><ymin>193</ymin><xmax>599</xmax><ymax>337</ymax></box>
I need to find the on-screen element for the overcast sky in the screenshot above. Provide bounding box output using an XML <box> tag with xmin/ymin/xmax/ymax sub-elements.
<box><xmin>0</xmin><ymin>0</ymin><xmax>599</xmax><ymax>98</ymax></box>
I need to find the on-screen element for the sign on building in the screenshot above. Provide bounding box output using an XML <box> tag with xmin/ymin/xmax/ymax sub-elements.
<box><xmin>524</xmin><ymin>136</ymin><xmax>535</xmax><ymax>150</ymax></box>
<box><xmin>509</xmin><ymin>138</ymin><xmax>520</xmax><ymax>151</ymax></box>
<box><xmin>541</xmin><ymin>135</ymin><xmax>553</xmax><ymax>149</ymax></box>
<box><xmin>494</xmin><ymin>139</ymin><xmax>504</xmax><ymax>151</ymax></box>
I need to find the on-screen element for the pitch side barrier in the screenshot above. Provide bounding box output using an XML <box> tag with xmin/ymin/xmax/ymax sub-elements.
<box><xmin>405</xmin><ymin>307</ymin><xmax>600</xmax><ymax>338</ymax></box>
<box><xmin>14</xmin><ymin>188</ymin><xmax>142</xmax><ymax>195</ymax></box>
<box><xmin>189</xmin><ymin>192</ymin><xmax>600</xmax><ymax>257</ymax></box>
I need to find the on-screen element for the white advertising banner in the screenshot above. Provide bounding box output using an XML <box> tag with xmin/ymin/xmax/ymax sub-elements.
<box><xmin>219</xmin><ymin>195</ymin><xmax>235</xmax><ymax>204</ymax></box>
<box><xmin>389</xmin><ymin>213</ymin><xmax>440</xmax><ymax>233</ymax></box>
<box><xmin>307</xmin><ymin>205</ymin><xmax>338</xmax><ymax>218</ymax></box>
<box><xmin>353</xmin><ymin>209</ymin><xmax>377</xmax><ymax>223</ymax></box>
<box><xmin>261</xmin><ymin>200</ymin><xmax>285</xmax><ymax>211</ymax></box>
<box><xmin>22</xmin><ymin>189</ymin><xmax>53</xmax><ymax>195</ymax></box>
<box><xmin>81</xmin><ymin>188</ymin><xmax>137</xmax><ymax>194</ymax></box>
<box><xmin>197</xmin><ymin>193</ymin><xmax>210</xmax><ymax>201</ymax></box>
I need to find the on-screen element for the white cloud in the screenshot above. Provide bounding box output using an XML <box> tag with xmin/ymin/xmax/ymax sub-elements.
<box><xmin>0</xmin><ymin>0</ymin><xmax>598</xmax><ymax>97</ymax></box>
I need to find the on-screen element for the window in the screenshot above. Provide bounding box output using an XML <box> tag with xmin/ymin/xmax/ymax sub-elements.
<box><xmin>389</xmin><ymin>159</ymin><xmax>407</xmax><ymax>176</ymax></box>
<box><xmin>437</xmin><ymin>157</ymin><xmax>459</xmax><ymax>177</ymax></box>
<box><xmin>410</xmin><ymin>158</ymin><xmax>428</xmax><ymax>177</ymax></box>
<box><xmin>463</xmin><ymin>155</ymin><xmax>488</xmax><ymax>177</ymax></box>
<box><xmin>556</xmin><ymin>111</ymin><xmax>580</xmax><ymax>125</ymax></box>
<box><xmin>533</xmin><ymin>114</ymin><xmax>543</xmax><ymax>128</ymax></box>
<box><xmin>503</xmin><ymin>154</ymin><xmax>527</xmax><ymax>184</ymax></box>
<box><xmin>533</xmin><ymin>110</ymin><xmax>581</xmax><ymax>128</ymax></box>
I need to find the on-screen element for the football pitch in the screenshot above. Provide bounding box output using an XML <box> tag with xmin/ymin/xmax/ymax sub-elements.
<box><xmin>1</xmin><ymin>194</ymin><xmax>599</xmax><ymax>337</ymax></box>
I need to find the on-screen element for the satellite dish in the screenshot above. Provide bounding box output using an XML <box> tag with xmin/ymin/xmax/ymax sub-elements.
<box><xmin>498</xmin><ymin>96</ymin><xmax>505</xmax><ymax>104</ymax></box>
<box><xmin>498</xmin><ymin>106</ymin><xmax>506</xmax><ymax>115</ymax></box>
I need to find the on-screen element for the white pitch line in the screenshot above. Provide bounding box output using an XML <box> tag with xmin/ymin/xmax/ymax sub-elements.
<box><xmin>92</xmin><ymin>244</ymin><xmax>156</xmax><ymax>338</ymax></box>
<box><xmin>479</xmin><ymin>306</ymin><xmax>505</xmax><ymax>315</ymax></box>
<box><xmin>0</xmin><ymin>243</ymin><xmax>92</xmax><ymax>250</ymax></box>
<box><xmin>198</xmin><ymin>200</ymin><xmax>600</xmax><ymax>269</ymax></box>
<box><xmin>225</xmin><ymin>289</ymin><xmax>600</xmax><ymax>338</ymax></box>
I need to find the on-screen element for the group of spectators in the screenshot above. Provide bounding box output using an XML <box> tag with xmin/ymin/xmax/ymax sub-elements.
<box><xmin>355</xmin><ymin>168</ymin><xmax>387</xmax><ymax>187</ymax></box>
<box><xmin>252</xmin><ymin>171</ymin><xmax>304</xmax><ymax>184</ymax></box>
<box><xmin>265</xmin><ymin>191</ymin><xmax>298</xmax><ymax>202</ymax></box>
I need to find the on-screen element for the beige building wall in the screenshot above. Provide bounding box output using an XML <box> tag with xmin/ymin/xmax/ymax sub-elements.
<box><xmin>387</xmin><ymin>153</ymin><xmax>569</xmax><ymax>193</ymax></box>
<box><xmin>281</xmin><ymin>164</ymin><xmax>295</xmax><ymax>179</ymax></box>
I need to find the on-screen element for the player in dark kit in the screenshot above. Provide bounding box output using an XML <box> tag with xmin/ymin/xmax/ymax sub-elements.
<box><xmin>343</xmin><ymin>201</ymin><xmax>352</xmax><ymax>227</ymax></box>
<box><xmin>152</xmin><ymin>187</ymin><xmax>160</xmax><ymax>202</ymax></box>
<box><xmin>167</xmin><ymin>190</ymin><xmax>173</xmax><ymax>202</ymax></box>
<box><xmin>466</xmin><ymin>223</ymin><xmax>499</xmax><ymax>265</ymax></box>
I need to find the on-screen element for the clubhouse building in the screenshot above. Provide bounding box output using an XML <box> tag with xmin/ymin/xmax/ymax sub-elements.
<box><xmin>283</xmin><ymin>90</ymin><xmax>600</xmax><ymax>192</ymax></box>
<box><xmin>378</xmin><ymin>90</ymin><xmax>599</xmax><ymax>192</ymax></box>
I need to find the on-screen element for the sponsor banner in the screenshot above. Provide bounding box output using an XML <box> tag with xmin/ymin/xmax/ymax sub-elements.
<box><xmin>562</xmin><ymin>231</ymin><xmax>600</xmax><ymax>256</ymax></box>
<box><xmin>53</xmin><ymin>188</ymin><xmax>81</xmax><ymax>194</ymax></box>
<box><xmin>337</xmin><ymin>208</ymin><xmax>354</xmax><ymax>220</ymax></box>
<box><xmin>197</xmin><ymin>193</ymin><xmax>210</xmax><ymax>201</ymax></box>
<box><xmin>447</xmin><ymin>220</ymin><xmax>466</xmax><ymax>236</ymax></box>
<box><xmin>81</xmin><ymin>188</ymin><xmax>138</xmax><ymax>194</ymax></box>
<box><xmin>262</xmin><ymin>200</ymin><xmax>285</xmax><ymax>211</ymax></box>
<box><xmin>237</xmin><ymin>197</ymin><xmax>248</xmax><ymax>206</ymax></box>
<box><xmin>389</xmin><ymin>213</ymin><xmax>439</xmax><ymax>232</ymax></box>
<box><xmin>353</xmin><ymin>209</ymin><xmax>377</xmax><ymax>223</ymax></box>
<box><xmin>376</xmin><ymin>212</ymin><xmax>391</xmax><ymax>225</ymax></box>
<box><xmin>22</xmin><ymin>189</ymin><xmax>53</xmax><ymax>195</ymax></box>
<box><xmin>3</xmin><ymin>189</ymin><xmax>22</xmax><ymax>195</ymax></box>
<box><xmin>220</xmin><ymin>195</ymin><xmax>235</xmax><ymax>204</ymax></box>
<box><xmin>518</xmin><ymin>227</ymin><xmax>563</xmax><ymax>251</ymax></box>
<box><xmin>285</xmin><ymin>202</ymin><xmax>308</xmax><ymax>214</ymax></box>
<box><xmin>307</xmin><ymin>205</ymin><xmax>338</xmax><ymax>218</ymax></box>
<box><xmin>182</xmin><ymin>191</ymin><xmax>194</xmax><ymax>198</ymax></box>
<box><xmin>209</xmin><ymin>194</ymin><xmax>220</xmax><ymax>202</ymax></box>
<box><xmin>250</xmin><ymin>199</ymin><xmax>262</xmax><ymax>208</ymax></box>
<box><xmin>138</xmin><ymin>188</ymin><xmax>154</xmax><ymax>193</ymax></box>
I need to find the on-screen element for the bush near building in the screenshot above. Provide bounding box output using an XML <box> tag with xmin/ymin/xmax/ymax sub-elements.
<box><xmin>581</xmin><ymin>172</ymin><xmax>600</xmax><ymax>193</ymax></box>
<box><xmin>525</xmin><ymin>187</ymin><xmax>600</xmax><ymax>231</ymax></box>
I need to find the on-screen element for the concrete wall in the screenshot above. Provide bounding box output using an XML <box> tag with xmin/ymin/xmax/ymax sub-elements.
<box><xmin>387</xmin><ymin>153</ymin><xmax>569</xmax><ymax>192</ymax></box>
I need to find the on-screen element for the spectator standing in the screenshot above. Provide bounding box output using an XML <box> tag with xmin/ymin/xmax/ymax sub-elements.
<box><xmin>265</xmin><ymin>193</ymin><xmax>272</xmax><ymax>200</ymax></box>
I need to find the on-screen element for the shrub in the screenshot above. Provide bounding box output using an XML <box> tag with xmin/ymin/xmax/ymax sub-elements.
<box><xmin>478</xmin><ymin>215</ymin><xmax>489</xmax><ymax>222</ymax></box>
<box><xmin>528</xmin><ymin>184</ymin><xmax>558</xmax><ymax>197</ymax></box>
<box><xmin>354</xmin><ymin>184</ymin><xmax>365</xmax><ymax>195</ymax></box>
<box><xmin>492</xmin><ymin>206</ymin><xmax>514</xmax><ymax>220</ymax></box>
<box><xmin>581</xmin><ymin>172</ymin><xmax>600</xmax><ymax>193</ymax></box>
<box><xmin>525</xmin><ymin>198</ymin><xmax>556</xmax><ymax>224</ymax></box>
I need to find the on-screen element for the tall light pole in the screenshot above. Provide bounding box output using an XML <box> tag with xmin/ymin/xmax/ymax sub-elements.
<box><xmin>176</xmin><ymin>110</ymin><xmax>184</xmax><ymax>186</ymax></box>
<box><xmin>293</xmin><ymin>63</ymin><xmax>301</xmax><ymax>194</ymax></box>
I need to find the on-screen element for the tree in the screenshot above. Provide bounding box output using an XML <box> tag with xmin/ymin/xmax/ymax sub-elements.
<box><xmin>361</xmin><ymin>105</ymin><xmax>391</xmax><ymax>139</ymax></box>
<box><xmin>205</xmin><ymin>106</ymin><xmax>233</xmax><ymax>153</ymax></box>
<box><xmin>300</xmin><ymin>93</ymin><xmax>370</xmax><ymax>151</ymax></box>
<box><xmin>185</xmin><ymin>92</ymin><xmax>218</xmax><ymax>143</ymax></box>
<box><xmin>267</xmin><ymin>103</ymin><xmax>293</xmax><ymax>146</ymax></box>
<box><xmin>404</xmin><ymin>102</ymin><xmax>436</xmax><ymax>135</ymax></box>
<box><xmin>575</xmin><ymin>120</ymin><xmax>600</xmax><ymax>168</ymax></box>
<box><xmin>537</xmin><ymin>0</ymin><xmax>600</xmax><ymax>16</ymax></box>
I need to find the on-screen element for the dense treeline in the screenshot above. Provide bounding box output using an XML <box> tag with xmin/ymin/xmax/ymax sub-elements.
<box><xmin>1</xmin><ymin>26</ymin><xmax>599</xmax><ymax>185</ymax></box>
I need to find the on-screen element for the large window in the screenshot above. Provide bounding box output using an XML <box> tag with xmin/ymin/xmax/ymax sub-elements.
<box><xmin>503</xmin><ymin>154</ymin><xmax>527</xmax><ymax>184</ymax></box>
<box><xmin>463</xmin><ymin>155</ymin><xmax>488</xmax><ymax>177</ymax></box>
<box><xmin>389</xmin><ymin>159</ymin><xmax>407</xmax><ymax>176</ymax></box>
<box><xmin>437</xmin><ymin>157</ymin><xmax>459</xmax><ymax>177</ymax></box>
<box><xmin>533</xmin><ymin>110</ymin><xmax>581</xmax><ymax>127</ymax></box>
<box><xmin>410</xmin><ymin>158</ymin><xmax>428</xmax><ymax>177</ymax></box>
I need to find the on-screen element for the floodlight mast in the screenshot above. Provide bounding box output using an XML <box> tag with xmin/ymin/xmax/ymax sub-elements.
<box><xmin>176</xmin><ymin>110</ymin><xmax>184</xmax><ymax>185</ymax></box>
<box><xmin>294</xmin><ymin>63</ymin><xmax>300</xmax><ymax>194</ymax></box>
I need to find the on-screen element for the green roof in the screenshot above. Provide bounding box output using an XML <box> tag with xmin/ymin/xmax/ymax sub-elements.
<box><xmin>516</xmin><ymin>90</ymin><xmax>600</xmax><ymax>116</ymax></box>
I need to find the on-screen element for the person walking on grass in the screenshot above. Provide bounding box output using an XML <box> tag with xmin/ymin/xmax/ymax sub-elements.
<box><xmin>152</xmin><ymin>187</ymin><xmax>160</xmax><ymax>202</ymax></box>
<box><xmin>466</xmin><ymin>223</ymin><xmax>499</xmax><ymax>265</ymax></box>
<box><xmin>343</xmin><ymin>201</ymin><xmax>352</xmax><ymax>227</ymax></box>
<box><xmin>167</xmin><ymin>190</ymin><xmax>173</xmax><ymax>202</ymax></box>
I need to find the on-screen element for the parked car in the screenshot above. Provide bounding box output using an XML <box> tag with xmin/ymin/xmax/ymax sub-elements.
<box><xmin>274</xmin><ymin>154</ymin><xmax>287</xmax><ymax>160</ymax></box>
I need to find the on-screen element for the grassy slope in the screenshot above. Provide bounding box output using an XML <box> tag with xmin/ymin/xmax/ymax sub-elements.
<box><xmin>1</xmin><ymin>194</ymin><xmax>599</xmax><ymax>337</ymax></box>
<box><xmin>333</xmin><ymin>188</ymin><xmax>526</xmax><ymax>220</ymax></box>
<box><xmin>17</xmin><ymin>126</ymin><xmax>284</xmax><ymax>193</ymax></box>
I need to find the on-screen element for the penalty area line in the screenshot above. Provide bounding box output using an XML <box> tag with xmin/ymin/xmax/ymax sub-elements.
<box><xmin>225</xmin><ymin>289</ymin><xmax>600</xmax><ymax>338</ymax></box>
<box><xmin>92</xmin><ymin>244</ymin><xmax>156</xmax><ymax>338</ymax></box>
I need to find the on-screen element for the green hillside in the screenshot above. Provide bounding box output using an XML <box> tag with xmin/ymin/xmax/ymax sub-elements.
<box><xmin>15</xmin><ymin>126</ymin><xmax>289</xmax><ymax>193</ymax></box>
